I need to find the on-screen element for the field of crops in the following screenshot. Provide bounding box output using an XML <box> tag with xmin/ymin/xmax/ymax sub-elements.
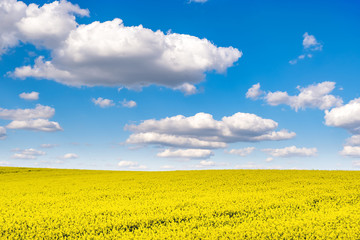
<box><xmin>0</xmin><ymin>167</ymin><xmax>360</xmax><ymax>239</ymax></box>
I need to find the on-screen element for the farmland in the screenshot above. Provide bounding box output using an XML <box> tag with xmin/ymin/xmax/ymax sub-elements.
<box><xmin>1</xmin><ymin>167</ymin><xmax>360</xmax><ymax>239</ymax></box>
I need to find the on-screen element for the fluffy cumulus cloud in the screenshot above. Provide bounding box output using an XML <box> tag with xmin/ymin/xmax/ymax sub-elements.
<box><xmin>0</xmin><ymin>104</ymin><xmax>54</xmax><ymax>120</ymax></box>
<box><xmin>266</xmin><ymin>82</ymin><xmax>342</xmax><ymax>111</ymax></box>
<box><xmin>174</xmin><ymin>83</ymin><xmax>197</xmax><ymax>95</ymax></box>
<box><xmin>346</xmin><ymin>135</ymin><xmax>360</xmax><ymax>146</ymax></box>
<box><xmin>126</xmin><ymin>132</ymin><xmax>227</xmax><ymax>149</ymax></box>
<box><xmin>290</xmin><ymin>32</ymin><xmax>322</xmax><ymax>64</ymax></box>
<box><xmin>13</xmin><ymin>17</ymin><xmax>241</xmax><ymax>92</ymax></box>
<box><xmin>0</xmin><ymin>104</ymin><xmax>62</xmax><ymax>132</ymax></box>
<box><xmin>19</xmin><ymin>91</ymin><xmax>39</xmax><ymax>100</ymax></box>
<box><xmin>226</xmin><ymin>147</ymin><xmax>255</xmax><ymax>157</ymax></box>
<box><xmin>16</xmin><ymin>0</ymin><xmax>89</xmax><ymax>49</ymax></box>
<box><xmin>92</xmin><ymin>97</ymin><xmax>115</xmax><ymax>108</ymax></box>
<box><xmin>0</xmin><ymin>0</ymin><xmax>88</xmax><ymax>54</ymax></box>
<box><xmin>0</xmin><ymin>127</ymin><xmax>7</xmax><ymax>139</ymax></box>
<box><xmin>262</xmin><ymin>146</ymin><xmax>317</xmax><ymax>158</ymax></box>
<box><xmin>12</xmin><ymin>148</ymin><xmax>45</xmax><ymax>159</ymax></box>
<box><xmin>246</xmin><ymin>83</ymin><xmax>264</xmax><ymax>100</ymax></box>
<box><xmin>157</xmin><ymin>149</ymin><xmax>213</xmax><ymax>159</ymax></box>
<box><xmin>302</xmin><ymin>32</ymin><xmax>322</xmax><ymax>50</ymax></box>
<box><xmin>324</xmin><ymin>98</ymin><xmax>360</xmax><ymax>158</ymax></box>
<box><xmin>121</xmin><ymin>99</ymin><xmax>137</xmax><ymax>108</ymax></box>
<box><xmin>126</xmin><ymin>112</ymin><xmax>295</xmax><ymax>158</ymax></box>
<box><xmin>7</xmin><ymin>119</ymin><xmax>62</xmax><ymax>131</ymax></box>
<box><xmin>0</xmin><ymin>0</ymin><xmax>27</xmax><ymax>55</ymax></box>
<box><xmin>126</xmin><ymin>112</ymin><xmax>295</xmax><ymax>148</ymax></box>
<box><xmin>324</xmin><ymin>98</ymin><xmax>360</xmax><ymax>134</ymax></box>
<box><xmin>248</xmin><ymin>82</ymin><xmax>343</xmax><ymax>111</ymax></box>
<box><xmin>3</xmin><ymin>1</ymin><xmax>240</xmax><ymax>93</ymax></box>
<box><xmin>340</xmin><ymin>146</ymin><xmax>360</xmax><ymax>158</ymax></box>
<box><xmin>118</xmin><ymin>160</ymin><xmax>147</xmax><ymax>169</ymax></box>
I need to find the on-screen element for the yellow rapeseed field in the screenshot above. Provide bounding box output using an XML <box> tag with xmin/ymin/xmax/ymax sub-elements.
<box><xmin>0</xmin><ymin>167</ymin><xmax>360</xmax><ymax>239</ymax></box>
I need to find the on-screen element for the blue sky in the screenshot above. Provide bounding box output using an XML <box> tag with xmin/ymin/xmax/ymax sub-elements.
<box><xmin>1</xmin><ymin>0</ymin><xmax>360</xmax><ymax>170</ymax></box>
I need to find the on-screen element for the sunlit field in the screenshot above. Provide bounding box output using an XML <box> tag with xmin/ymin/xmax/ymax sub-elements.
<box><xmin>1</xmin><ymin>167</ymin><xmax>360</xmax><ymax>239</ymax></box>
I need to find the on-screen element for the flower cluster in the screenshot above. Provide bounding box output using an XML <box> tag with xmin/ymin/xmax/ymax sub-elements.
<box><xmin>0</xmin><ymin>168</ymin><xmax>359</xmax><ymax>239</ymax></box>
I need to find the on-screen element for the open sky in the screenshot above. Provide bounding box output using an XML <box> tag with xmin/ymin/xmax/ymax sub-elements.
<box><xmin>1</xmin><ymin>0</ymin><xmax>360</xmax><ymax>170</ymax></box>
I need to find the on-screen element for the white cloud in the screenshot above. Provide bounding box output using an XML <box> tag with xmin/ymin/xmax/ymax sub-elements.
<box><xmin>13</xmin><ymin>18</ymin><xmax>241</xmax><ymax>92</ymax></box>
<box><xmin>40</xmin><ymin>143</ymin><xmax>58</xmax><ymax>148</ymax></box>
<box><xmin>265</xmin><ymin>91</ymin><xmax>291</xmax><ymax>106</ymax></box>
<box><xmin>0</xmin><ymin>0</ymin><xmax>27</xmax><ymax>55</ymax></box>
<box><xmin>340</xmin><ymin>146</ymin><xmax>360</xmax><ymax>158</ymax></box>
<box><xmin>303</xmin><ymin>32</ymin><xmax>322</xmax><ymax>50</ymax></box>
<box><xmin>174</xmin><ymin>83</ymin><xmax>197</xmax><ymax>95</ymax></box>
<box><xmin>19</xmin><ymin>91</ymin><xmax>39</xmax><ymax>100</ymax></box>
<box><xmin>0</xmin><ymin>104</ymin><xmax>54</xmax><ymax>120</ymax></box>
<box><xmin>246</xmin><ymin>83</ymin><xmax>264</xmax><ymax>100</ymax></box>
<box><xmin>7</xmin><ymin>118</ymin><xmax>62</xmax><ymax>132</ymax></box>
<box><xmin>4</xmin><ymin>1</ymin><xmax>240</xmax><ymax>93</ymax></box>
<box><xmin>0</xmin><ymin>127</ymin><xmax>7</xmax><ymax>140</ymax></box>
<box><xmin>157</xmin><ymin>149</ymin><xmax>213</xmax><ymax>159</ymax></box>
<box><xmin>126</xmin><ymin>132</ymin><xmax>226</xmax><ymax>149</ymax></box>
<box><xmin>16</xmin><ymin>0</ymin><xmax>89</xmax><ymax>49</ymax></box>
<box><xmin>324</xmin><ymin>98</ymin><xmax>360</xmax><ymax>134</ymax></box>
<box><xmin>92</xmin><ymin>97</ymin><xmax>115</xmax><ymax>108</ymax></box>
<box><xmin>325</xmin><ymin>99</ymin><xmax>360</xmax><ymax>156</ymax></box>
<box><xmin>13</xmin><ymin>56</ymin><xmax>73</xmax><ymax>79</ymax></box>
<box><xmin>226</xmin><ymin>147</ymin><xmax>255</xmax><ymax>157</ymax></box>
<box><xmin>251</xmin><ymin>82</ymin><xmax>342</xmax><ymax>111</ymax></box>
<box><xmin>266</xmin><ymin>157</ymin><xmax>273</xmax><ymax>162</ymax></box>
<box><xmin>0</xmin><ymin>104</ymin><xmax>62</xmax><ymax>133</ymax></box>
<box><xmin>118</xmin><ymin>160</ymin><xmax>147</xmax><ymax>169</ymax></box>
<box><xmin>12</xmin><ymin>148</ymin><xmax>45</xmax><ymax>159</ymax></box>
<box><xmin>262</xmin><ymin>146</ymin><xmax>317</xmax><ymax>158</ymax></box>
<box><xmin>289</xmin><ymin>54</ymin><xmax>313</xmax><ymax>65</ymax></box>
<box><xmin>250</xmin><ymin>129</ymin><xmax>296</xmax><ymax>141</ymax></box>
<box><xmin>61</xmin><ymin>153</ymin><xmax>78</xmax><ymax>159</ymax></box>
<box><xmin>345</xmin><ymin>135</ymin><xmax>360</xmax><ymax>146</ymax></box>
<box><xmin>0</xmin><ymin>0</ymin><xmax>88</xmax><ymax>55</ymax></box>
<box><xmin>125</xmin><ymin>112</ymin><xmax>295</xmax><ymax>150</ymax></box>
<box><xmin>267</xmin><ymin>82</ymin><xmax>342</xmax><ymax>110</ymax></box>
<box><xmin>290</xmin><ymin>32</ymin><xmax>322</xmax><ymax>64</ymax></box>
<box><xmin>121</xmin><ymin>99</ymin><xmax>137</xmax><ymax>108</ymax></box>
<box><xmin>195</xmin><ymin>160</ymin><xmax>216</xmax><ymax>168</ymax></box>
